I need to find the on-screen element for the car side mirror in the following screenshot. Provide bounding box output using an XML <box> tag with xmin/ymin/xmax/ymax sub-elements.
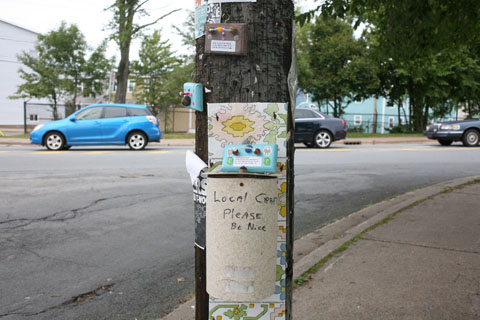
<box><xmin>70</xmin><ymin>117</ymin><xmax>76</xmax><ymax>122</ymax></box>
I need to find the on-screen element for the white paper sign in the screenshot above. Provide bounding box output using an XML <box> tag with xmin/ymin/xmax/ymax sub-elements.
<box><xmin>210</xmin><ymin>40</ymin><xmax>236</xmax><ymax>52</ymax></box>
<box><xmin>233</xmin><ymin>156</ymin><xmax>262</xmax><ymax>167</ymax></box>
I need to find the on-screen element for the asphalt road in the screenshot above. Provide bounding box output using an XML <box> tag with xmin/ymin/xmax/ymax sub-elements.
<box><xmin>0</xmin><ymin>143</ymin><xmax>479</xmax><ymax>319</ymax></box>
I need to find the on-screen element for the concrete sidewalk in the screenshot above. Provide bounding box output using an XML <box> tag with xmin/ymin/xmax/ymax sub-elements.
<box><xmin>164</xmin><ymin>176</ymin><xmax>480</xmax><ymax>319</ymax></box>
<box><xmin>293</xmin><ymin>176</ymin><xmax>480</xmax><ymax>319</ymax></box>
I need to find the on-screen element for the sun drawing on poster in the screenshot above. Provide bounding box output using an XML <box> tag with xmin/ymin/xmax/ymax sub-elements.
<box><xmin>209</xmin><ymin>103</ymin><xmax>268</xmax><ymax>147</ymax></box>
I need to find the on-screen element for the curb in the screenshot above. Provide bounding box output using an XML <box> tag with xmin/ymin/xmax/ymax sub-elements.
<box><xmin>0</xmin><ymin>137</ymin><xmax>430</xmax><ymax>147</ymax></box>
<box><xmin>163</xmin><ymin>175</ymin><xmax>480</xmax><ymax>320</ymax></box>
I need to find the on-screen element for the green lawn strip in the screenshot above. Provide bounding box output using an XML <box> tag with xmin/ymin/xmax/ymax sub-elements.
<box><xmin>0</xmin><ymin>134</ymin><xmax>29</xmax><ymax>139</ymax></box>
<box><xmin>347</xmin><ymin>133</ymin><xmax>424</xmax><ymax>138</ymax></box>
<box><xmin>294</xmin><ymin>178</ymin><xmax>480</xmax><ymax>288</ymax></box>
<box><xmin>163</xmin><ymin>133</ymin><xmax>195</xmax><ymax>139</ymax></box>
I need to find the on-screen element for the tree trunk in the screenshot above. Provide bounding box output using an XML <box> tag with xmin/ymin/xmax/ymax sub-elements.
<box><xmin>333</xmin><ymin>98</ymin><xmax>339</xmax><ymax>118</ymax></box>
<box><xmin>114</xmin><ymin>41</ymin><xmax>131</xmax><ymax>103</ymax></box>
<box><xmin>422</xmin><ymin>104</ymin><xmax>430</xmax><ymax>130</ymax></box>
<box><xmin>372</xmin><ymin>97</ymin><xmax>377</xmax><ymax>134</ymax></box>
<box><xmin>408</xmin><ymin>86</ymin><xmax>424</xmax><ymax>132</ymax></box>
<box><xmin>52</xmin><ymin>91</ymin><xmax>58</xmax><ymax>120</ymax></box>
<box><xmin>397</xmin><ymin>98</ymin><xmax>402</xmax><ymax>126</ymax></box>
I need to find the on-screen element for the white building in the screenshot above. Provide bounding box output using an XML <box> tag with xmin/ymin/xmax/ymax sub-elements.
<box><xmin>0</xmin><ymin>19</ymin><xmax>53</xmax><ymax>128</ymax></box>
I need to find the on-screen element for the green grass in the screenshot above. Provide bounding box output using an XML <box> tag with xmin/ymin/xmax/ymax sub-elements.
<box><xmin>163</xmin><ymin>133</ymin><xmax>195</xmax><ymax>139</ymax></box>
<box><xmin>347</xmin><ymin>132</ymin><xmax>424</xmax><ymax>138</ymax></box>
<box><xmin>0</xmin><ymin>133</ymin><xmax>29</xmax><ymax>139</ymax></box>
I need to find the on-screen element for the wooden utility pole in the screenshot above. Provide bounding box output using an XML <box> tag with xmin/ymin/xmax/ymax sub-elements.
<box><xmin>194</xmin><ymin>0</ymin><xmax>294</xmax><ymax>319</ymax></box>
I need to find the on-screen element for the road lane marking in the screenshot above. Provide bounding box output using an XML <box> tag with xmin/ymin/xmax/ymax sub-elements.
<box><xmin>31</xmin><ymin>151</ymin><xmax>72</xmax><ymax>154</ymax></box>
<box><xmin>83</xmin><ymin>151</ymin><xmax>113</xmax><ymax>155</ymax></box>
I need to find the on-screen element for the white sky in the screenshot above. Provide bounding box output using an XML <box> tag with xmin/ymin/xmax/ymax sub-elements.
<box><xmin>1</xmin><ymin>0</ymin><xmax>316</xmax><ymax>61</ymax></box>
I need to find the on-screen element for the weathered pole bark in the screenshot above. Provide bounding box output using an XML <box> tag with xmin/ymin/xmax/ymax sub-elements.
<box><xmin>195</xmin><ymin>0</ymin><xmax>294</xmax><ymax>319</ymax></box>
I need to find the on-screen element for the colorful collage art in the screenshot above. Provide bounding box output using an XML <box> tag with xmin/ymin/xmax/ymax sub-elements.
<box><xmin>207</xmin><ymin>102</ymin><xmax>289</xmax><ymax>320</ymax></box>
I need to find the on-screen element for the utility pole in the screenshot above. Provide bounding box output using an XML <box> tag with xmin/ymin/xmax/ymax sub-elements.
<box><xmin>194</xmin><ymin>0</ymin><xmax>295</xmax><ymax>319</ymax></box>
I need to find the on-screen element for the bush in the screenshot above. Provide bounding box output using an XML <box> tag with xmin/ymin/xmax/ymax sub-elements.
<box><xmin>388</xmin><ymin>125</ymin><xmax>411</xmax><ymax>134</ymax></box>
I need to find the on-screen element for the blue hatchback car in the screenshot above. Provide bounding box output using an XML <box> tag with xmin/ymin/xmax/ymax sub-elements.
<box><xmin>30</xmin><ymin>104</ymin><xmax>162</xmax><ymax>151</ymax></box>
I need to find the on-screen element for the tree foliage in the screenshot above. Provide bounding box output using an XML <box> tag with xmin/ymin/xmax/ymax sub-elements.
<box><xmin>297</xmin><ymin>0</ymin><xmax>480</xmax><ymax>130</ymax></box>
<box><xmin>13</xmin><ymin>22</ymin><xmax>114</xmax><ymax>119</ymax></box>
<box><xmin>106</xmin><ymin>0</ymin><xmax>180</xmax><ymax>103</ymax></box>
<box><xmin>131</xmin><ymin>30</ymin><xmax>180</xmax><ymax>116</ymax></box>
<box><xmin>297</xmin><ymin>16</ymin><xmax>378</xmax><ymax>117</ymax></box>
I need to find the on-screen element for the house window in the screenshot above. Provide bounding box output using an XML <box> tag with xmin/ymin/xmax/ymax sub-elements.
<box><xmin>128</xmin><ymin>80</ymin><xmax>136</xmax><ymax>93</ymax></box>
<box><xmin>354</xmin><ymin>115</ymin><xmax>362</xmax><ymax>125</ymax></box>
<box><xmin>29</xmin><ymin>114</ymin><xmax>38</xmax><ymax>122</ymax></box>
<box><xmin>388</xmin><ymin>117</ymin><xmax>395</xmax><ymax>128</ymax></box>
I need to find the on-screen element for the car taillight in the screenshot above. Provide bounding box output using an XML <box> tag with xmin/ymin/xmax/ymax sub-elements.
<box><xmin>342</xmin><ymin>119</ymin><xmax>346</xmax><ymax>126</ymax></box>
<box><xmin>146</xmin><ymin>115</ymin><xmax>158</xmax><ymax>125</ymax></box>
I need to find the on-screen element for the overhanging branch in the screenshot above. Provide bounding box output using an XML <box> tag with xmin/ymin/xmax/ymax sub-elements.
<box><xmin>133</xmin><ymin>8</ymin><xmax>181</xmax><ymax>34</ymax></box>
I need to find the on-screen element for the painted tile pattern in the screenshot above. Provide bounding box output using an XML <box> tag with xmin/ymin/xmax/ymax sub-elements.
<box><xmin>207</xmin><ymin>102</ymin><xmax>288</xmax><ymax>319</ymax></box>
<box><xmin>208</xmin><ymin>102</ymin><xmax>287</xmax><ymax>173</ymax></box>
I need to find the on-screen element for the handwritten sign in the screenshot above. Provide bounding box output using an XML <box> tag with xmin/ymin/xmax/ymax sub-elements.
<box><xmin>206</xmin><ymin>174</ymin><xmax>277</xmax><ymax>301</ymax></box>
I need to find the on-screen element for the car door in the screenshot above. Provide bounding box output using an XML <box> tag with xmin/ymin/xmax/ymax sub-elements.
<box><xmin>66</xmin><ymin>107</ymin><xmax>103</xmax><ymax>143</ymax></box>
<box><xmin>295</xmin><ymin>109</ymin><xmax>319</xmax><ymax>141</ymax></box>
<box><xmin>101</xmin><ymin>107</ymin><xmax>130</xmax><ymax>142</ymax></box>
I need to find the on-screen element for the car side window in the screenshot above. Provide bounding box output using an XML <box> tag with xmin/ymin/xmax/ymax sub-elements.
<box><xmin>76</xmin><ymin>107</ymin><xmax>102</xmax><ymax>120</ymax></box>
<box><xmin>295</xmin><ymin>109</ymin><xmax>320</xmax><ymax>119</ymax></box>
<box><xmin>104</xmin><ymin>107</ymin><xmax>127</xmax><ymax>118</ymax></box>
<box><xmin>127</xmin><ymin>108</ymin><xmax>149</xmax><ymax>116</ymax></box>
<box><xmin>295</xmin><ymin>109</ymin><xmax>308</xmax><ymax>119</ymax></box>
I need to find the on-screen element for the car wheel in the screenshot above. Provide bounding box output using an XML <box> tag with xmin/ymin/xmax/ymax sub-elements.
<box><xmin>314</xmin><ymin>130</ymin><xmax>333</xmax><ymax>148</ymax></box>
<box><xmin>127</xmin><ymin>131</ymin><xmax>148</xmax><ymax>150</ymax></box>
<box><xmin>438</xmin><ymin>139</ymin><xmax>453</xmax><ymax>146</ymax></box>
<box><xmin>45</xmin><ymin>132</ymin><xmax>65</xmax><ymax>151</ymax></box>
<box><xmin>462</xmin><ymin>129</ymin><xmax>479</xmax><ymax>147</ymax></box>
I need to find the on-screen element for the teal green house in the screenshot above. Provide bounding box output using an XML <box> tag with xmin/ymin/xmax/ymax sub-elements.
<box><xmin>296</xmin><ymin>91</ymin><xmax>460</xmax><ymax>134</ymax></box>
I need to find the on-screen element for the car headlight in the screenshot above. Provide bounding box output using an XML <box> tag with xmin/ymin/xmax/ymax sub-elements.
<box><xmin>32</xmin><ymin>124</ymin><xmax>44</xmax><ymax>132</ymax></box>
<box><xmin>440</xmin><ymin>124</ymin><xmax>460</xmax><ymax>130</ymax></box>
